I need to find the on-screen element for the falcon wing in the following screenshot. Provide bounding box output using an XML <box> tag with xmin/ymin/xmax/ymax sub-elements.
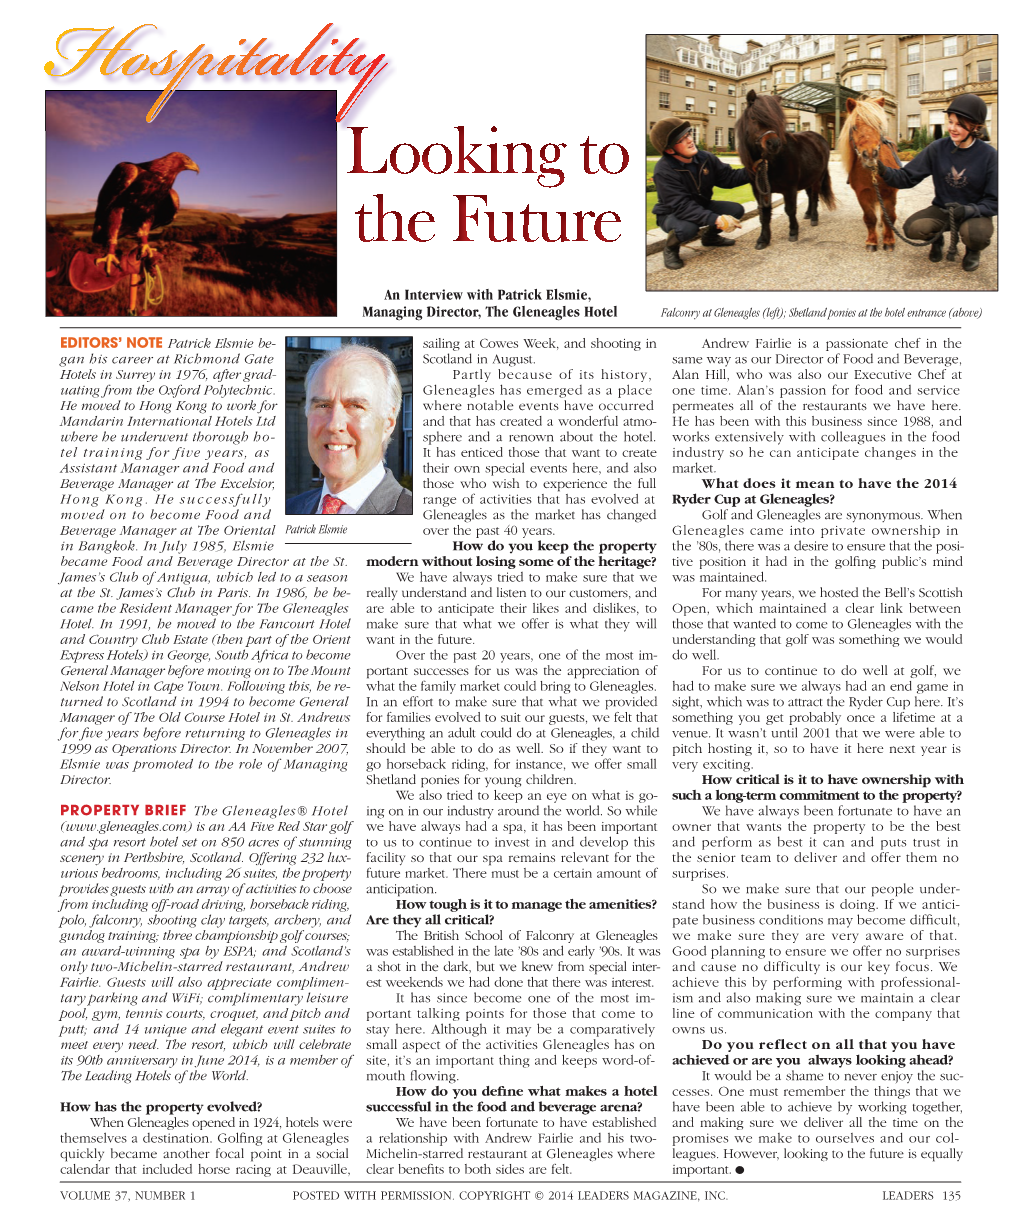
<box><xmin>92</xmin><ymin>161</ymin><xmax>140</xmax><ymax>246</ymax></box>
<box><xmin>153</xmin><ymin>187</ymin><xmax>181</xmax><ymax>231</ymax></box>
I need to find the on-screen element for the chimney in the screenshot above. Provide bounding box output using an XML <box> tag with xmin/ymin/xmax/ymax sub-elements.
<box><xmin>707</xmin><ymin>35</ymin><xmax>721</xmax><ymax>49</ymax></box>
<box><xmin>746</xmin><ymin>40</ymin><xmax>763</xmax><ymax>52</ymax></box>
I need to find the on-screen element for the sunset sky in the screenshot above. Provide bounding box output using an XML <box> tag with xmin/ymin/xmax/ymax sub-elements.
<box><xmin>46</xmin><ymin>90</ymin><xmax>337</xmax><ymax>218</ymax></box>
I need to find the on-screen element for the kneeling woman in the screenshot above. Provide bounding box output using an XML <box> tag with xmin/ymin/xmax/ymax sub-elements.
<box><xmin>878</xmin><ymin>93</ymin><xmax>996</xmax><ymax>271</ymax></box>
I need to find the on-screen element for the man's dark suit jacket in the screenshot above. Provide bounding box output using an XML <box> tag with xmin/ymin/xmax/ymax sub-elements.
<box><xmin>285</xmin><ymin>470</ymin><xmax>412</xmax><ymax>515</ymax></box>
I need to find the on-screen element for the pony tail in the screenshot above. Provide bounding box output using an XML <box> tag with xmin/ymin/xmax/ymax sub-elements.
<box><xmin>818</xmin><ymin>161</ymin><xmax>837</xmax><ymax>210</ymax></box>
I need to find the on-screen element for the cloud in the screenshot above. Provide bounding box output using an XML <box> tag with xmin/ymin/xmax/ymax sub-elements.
<box><xmin>46</xmin><ymin>90</ymin><xmax>253</xmax><ymax>149</ymax></box>
<box><xmin>182</xmin><ymin>201</ymin><xmax>232</xmax><ymax>212</ymax></box>
<box><xmin>152</xmin><ymin>94</ymin><xmax>250</xmax><ymax>140</ymax></box>
<box><xmin>248</xmin><ymin>193</ymin><xmax>282</xmax><ymax>198</ymax></box>
<box><xmin>46</xmin><ymin>94</ymin><xmax>142</xmax><ymax>149</ymax></box>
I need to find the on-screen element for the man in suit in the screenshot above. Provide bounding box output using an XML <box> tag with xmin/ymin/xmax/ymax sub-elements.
<box><xmin>286</xmin><ymin>345</ymin><xmax>412</xmax><ymax>515</ymax></box>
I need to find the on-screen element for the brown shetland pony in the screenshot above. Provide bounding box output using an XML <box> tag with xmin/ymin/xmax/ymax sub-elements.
<box><xmin>839</xmin><ymin>96</ymin><xmax>899</xmax><ymax>252</ymax></box>
<box><xmin>736</xmin><ymin>90</ymin><xmax>835</xmax><ymax>249</ymax></box>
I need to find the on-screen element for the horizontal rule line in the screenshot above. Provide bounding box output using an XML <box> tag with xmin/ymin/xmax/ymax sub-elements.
<box><xmin>60</xmin><ymin>1180</ymin><xmax>963</xmax><ymax>1185</ymax></box>
<box><xmin>55</xmin><ymin>326</ymin><xmax>962</xmax><ymax>331</ymax></box>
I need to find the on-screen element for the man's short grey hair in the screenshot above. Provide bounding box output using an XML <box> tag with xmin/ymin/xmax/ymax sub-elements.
<box><xmin>303</xmin><ymin>344</ymin><xmax>403</xmax><ymax>419</ymax></box>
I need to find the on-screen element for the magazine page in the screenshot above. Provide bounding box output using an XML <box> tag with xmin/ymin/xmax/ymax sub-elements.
<box><xmin>15</xmin><ymin>10</ymin><xmax>1014</xmax><ymax>1224</ymax></box>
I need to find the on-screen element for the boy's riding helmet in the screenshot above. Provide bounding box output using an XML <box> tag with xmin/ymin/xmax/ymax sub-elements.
<box><xmin>651</xmin><ymin>118</ymin><xmax>693</xmax><ymax>154</ymax></box>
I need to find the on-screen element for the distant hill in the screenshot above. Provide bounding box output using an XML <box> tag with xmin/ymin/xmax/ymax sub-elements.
<box><xmin>251</xmin><ymin>212</ymin><xmax>337</xmax><ymax>234</ymax></box>
<box><xmin>48</xmin><ymin>207</ymin><xmax>250</xmax><ymax>232</ymax></box>
<box><xmin>47</xmin><ymin>208</ymin><xmax>336</xmax><ymax>233</ymax></box>
<box><xmin>165</xmin><ymin>208</ymin><xmax>251</xmax><ymax>229</ymax></box>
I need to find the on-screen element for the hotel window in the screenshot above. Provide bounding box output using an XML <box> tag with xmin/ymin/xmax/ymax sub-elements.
<box><xmin>822</xmin><ymin>62</ymin><xmax>832</xmax><ymax>79</ymax></box>
<box><xmin>685</xmin><ymin>75</ymin><xmax>695</xmax><ymax>87</ymax></box>
<box><xmin>846</xmin><ymin>50</ymin><xmax>858</xmax><ymax>63</ymax></box>
<box><xmin>943</xmin><ymin>37</ymin><xmax>958</xmax><ymax>57</ymax></box>
<box><xmin>659</xmin><ymin>92</ymin><xmax>670</xmax><ymax>109</ymax></box>
<box><xmin>867</xmin><ymin>74</ymin><xmax>881</xmax><ymax>89</ymax></box>
<box><xmin>845</xmin><ymin>36</ymin><xmax>857</xmax><ymax>42</ymax></box>
<box><xmin>709</xmin><ymin>100</ymin><xmax>716</xmax><ymax>114</ymax></box>
<box><xmin>727</xmin><ymin>104</ymin><xmax>736</xmax><ymax>117</ymax></box>
<box><xmin>715</xmin><ymin>128</ymin><xmax>723</xmax><ymax>146</ymax></box>
<box><xmin>907</xmin><ymin>43</ymin><xmax>920</xmax><ymax>63</ymax></box>
<box><xmin>850</xmin><ymin>75</ymin><xmax>863</xmax><ymax>91</ymax></box>
<box><xmin>977</xmin><ymin>59</ymin><xmax>992</xmax><ymax>82</ymax></box>
<box><xmin>659</xmin><ymin>68</ymin><xmax>670</xmax><ymax>83</ymax></box>
<box><xmin>786</xmin><ymin>121</ymin><xmax>797</xmax><ymax>132</ymax></box>
<box><xmin>907</xmin><ymin>73</ymin><xmax>920</xmax><ymax>96</ymax></box>
<box><xmin>907</xmin><ymin>115</ymin><xmax>921</xmax><ymax>132</ymax></box>
<box><xmin>869</xmin><ymin>44</ymin><xmax>882</xmax><ymax>58</ymax></box>
<box><xmin>802</xmin><ymin>67</ymin><xmax>812</xmax><ymax>81</ymax></box>
<box><xmin>761</xmin><ymin>78</ymin><xmax>768</xmax><ymax>90</ymax></box>
<box><xmin>727</xmin><ymin>84</ymin><xmax>736</xmax><ymax>95</ymax></box>
<box><xmin>943</xmin><ymin>68</ymin><xmax>958</xmax><ymax>89</ymax></box>
<box><xmin>819</xmin><ymin>36</ymin><xmax>834</xmax><ymax>54</ymax></box>
<box><xmin>686</xmin><ymin>96</ymin><xmax>695</xmax><ymax>111</ymax></box>
<box><xmin>977</xmin><ymin>35</ymin><xmax>994</xmax><ymax>44</ymax></box>
<box><xmin>707</xmin><ymin>79</ymin><xmax>716</xmax><ymax>91</ymax></box>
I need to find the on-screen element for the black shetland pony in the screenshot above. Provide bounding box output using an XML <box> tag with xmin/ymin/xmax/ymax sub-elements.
<box><xmin>736</xmin><ymin>90</ymin><xmax>836</xmax><ymax>249</ymax></box>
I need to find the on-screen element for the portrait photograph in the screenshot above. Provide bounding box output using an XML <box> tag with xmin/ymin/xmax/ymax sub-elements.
<box><xmin>284</xmin><ymin>337</ymin><xmax>413</xmax><ymax>517</ymax></box>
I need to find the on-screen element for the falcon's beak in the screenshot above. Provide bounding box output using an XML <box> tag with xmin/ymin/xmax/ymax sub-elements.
<box><xmin>184</xmin><ymin>158</ymin><xmax>200</xmax><ymax>174</ymax></box>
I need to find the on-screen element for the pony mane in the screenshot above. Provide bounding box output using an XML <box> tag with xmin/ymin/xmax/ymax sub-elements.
<box><xmin>736</xmin><ymin>91</ymin><xmax>788</xmax><ymax>164</ymax></box>
<box><xmin>838</xmin><ymin>97</ymin><xmax>889</xmax><ymax>177</ymax></box>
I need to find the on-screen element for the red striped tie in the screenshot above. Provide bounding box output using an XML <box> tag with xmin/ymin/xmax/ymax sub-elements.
<box><xmin>322</xmin><ymin>495</ymin><xmax>345</xmax><ymax>514</ymax></box>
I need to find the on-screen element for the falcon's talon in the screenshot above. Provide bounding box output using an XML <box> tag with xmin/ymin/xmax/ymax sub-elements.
<box><xmin>95</xmin><ymin>253</ymin><xmax>120</xmax><ymax>275</ymax></box>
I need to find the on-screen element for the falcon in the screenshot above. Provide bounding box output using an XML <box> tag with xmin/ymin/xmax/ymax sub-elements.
<box><xmin>92</xmin><ymin>152</ymin><xmax>200</xmax><ymax>274</ymax></box>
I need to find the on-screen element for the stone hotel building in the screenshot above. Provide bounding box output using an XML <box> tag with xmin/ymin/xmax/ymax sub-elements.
<box><xmin>646</xmin><ymin>35</ymin><xmax>998</xmax><ymax>150</ymax></box>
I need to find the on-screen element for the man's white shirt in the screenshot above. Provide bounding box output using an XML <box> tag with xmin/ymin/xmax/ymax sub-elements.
<box><xmin>313</xmin><ymin>463</ymin><xmax>386</xmax><ymax>513</ymax></box>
